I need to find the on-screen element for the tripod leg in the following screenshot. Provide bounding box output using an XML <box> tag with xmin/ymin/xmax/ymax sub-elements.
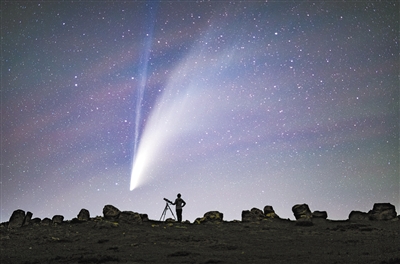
<box><xmin>167</xmin><ymin>204</ymin><xmax>176</xmax><ymax>220</ymax></box>
<box><xmin>160</xmin><ymin>204</ymin><xmax>168</xmax><ymax>221</ymax></box>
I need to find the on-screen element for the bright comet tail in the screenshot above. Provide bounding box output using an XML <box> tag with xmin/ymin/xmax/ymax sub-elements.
<box><xmin>129</xmin><ymin>31</ymin><xmax>237</xmax><ymax>190</ymax></box>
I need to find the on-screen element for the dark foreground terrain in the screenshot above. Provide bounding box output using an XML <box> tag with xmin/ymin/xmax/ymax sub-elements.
<box><xmin>1</xmin><ymin>218</ymin><xmax>399</xmax><ymax>264</ymax></box>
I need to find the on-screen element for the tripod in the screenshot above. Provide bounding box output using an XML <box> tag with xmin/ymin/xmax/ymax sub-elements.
<box><xmin>160</xmin><ymin>202</ymin><xmax>176</xmax><ymax>221</ymax></box>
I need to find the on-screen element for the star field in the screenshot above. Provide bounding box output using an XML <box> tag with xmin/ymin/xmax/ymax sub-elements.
<box><xmin>1</xmin><ymin>1</ymin><xmax>399</xmax><ymax>222</ymax></box>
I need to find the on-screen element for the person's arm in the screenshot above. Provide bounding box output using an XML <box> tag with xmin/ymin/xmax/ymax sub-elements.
<box><xmin>182</xmin><ymin>200</ymin><xmax>186</xmax><ymax>207</ymax></box>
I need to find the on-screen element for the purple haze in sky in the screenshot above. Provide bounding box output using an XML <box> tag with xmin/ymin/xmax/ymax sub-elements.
<box><xmin>2</xmin><ymin>1</ymin><xmax>399</xmax><ymax>223</ymax></box>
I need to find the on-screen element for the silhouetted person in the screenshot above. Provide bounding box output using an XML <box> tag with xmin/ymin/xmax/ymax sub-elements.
<box><xmin>172</xmin><ymin>193</ymin><xmax>186</xmax><ymax>222</ymax></box>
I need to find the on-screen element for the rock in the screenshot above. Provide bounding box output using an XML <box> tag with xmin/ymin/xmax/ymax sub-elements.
<box><xmin>241</xmin><ymin>210</ymin><xmax>253</xmax><ymax>222</ymax></box>
<box><xmin>203</xmin><ymin>211</ymin><xmax>224</xmax><ymax>221</ymax></box>
<box><xmin>140</xmin><ymin>214</ymin><xmax>149</xmax><ymax>222</ymax></box>
<box><xmin>264</xmin><ymin>205</ymin><xmax>280</xmax><ymax>219</ymax></box>
<box><xmin>103</xmin><ymin>205</ymin><xmax>121</xmax><ymax>221</ymax></box>
<box><xmin>312</xmin><ymin>211</ymin><xmax>328</xmax><ymax>219</ymax></box>
<box><xmin>349</xmin><ymin>211</ymin><xmax>369</xmax><ymax>221</ymax></box>
<box><xmin>77</xmin><ymin>209</ymin><xmax>90</xmax><ymax>221</ymax></box>
<box><xmin>349</xmin><ymin>204</ymin><xmax>397</xmax><ymax>221</ymax></box>
<box><xmin>23</xmin><ymin>211</ymin><xmax>33</xmax><ymax>226</ymax></box>
<box><xmin>41</xmin><ymin>218</ymin><xmax>52</xmax><ymax>226</ymax></box>
<box><xmin>250</xmin><ymin>207</ymin><xmax>264</xmax><ymax>217</ymax></box>
<box><xmin>292</xmin><ymin>204</ymin><xmax>312</xmax><ymax>220</ymax></box>
<box><xmin>368</xmin><ymin>203</ymin><xmax>397</xmax><ymax>221</ymax></box>
<box><xmin>242</xmin><ymin>208</ymin><xmax>264</xmax><ymax>222</ymax></box>
<box><xmin>242</xmin><ymin>206</ymin><xmax>281</xmax><ymax>222</ymax></box>
<box><xmin>8</xmin><ymin>209</ymin><xmax>25</xmax><ymax>228</ymax></box>
<box><xmin>52</xmin><ymin>215</ymin><xmax>64</xmax><ymax>224</ymax></box>
<box><xmin>119</xmin><ymin>211</ymin><xmax>142</xmax><ymax>224</ymax></box>
<box><xmin>31</xmin><ymin>218</ymin><xmax>41</xmax><ymax>225</ymax></box>
<box><xmin>195</xmin><ymin>211</ymin><xmax>223</xmax><ymax>224</ymax></box>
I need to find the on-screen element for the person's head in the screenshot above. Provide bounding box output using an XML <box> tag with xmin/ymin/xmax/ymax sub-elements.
<box><xmin>177</xmin><ymin>193</ymin><xmax>181</xmax><ymax>198</ymax></box>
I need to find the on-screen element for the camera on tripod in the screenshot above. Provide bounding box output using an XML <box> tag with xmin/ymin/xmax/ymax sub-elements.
<box><xmin>164</xmin><ymin>198</ymin><xmax>173</xmax><ymax>204</ymax></box>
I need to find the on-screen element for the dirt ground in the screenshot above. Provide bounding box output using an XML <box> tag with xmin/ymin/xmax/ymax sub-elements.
<box><xmin>1</xmin><ymin>218</ymin><xmax>399</xmax><ymax>264</ymax></box>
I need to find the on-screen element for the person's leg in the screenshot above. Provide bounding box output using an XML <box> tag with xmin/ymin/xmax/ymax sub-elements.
<box><xmin>176</xmin><ymin>209</ymin><xmax>182</xmax><ymax>222</ymax></box>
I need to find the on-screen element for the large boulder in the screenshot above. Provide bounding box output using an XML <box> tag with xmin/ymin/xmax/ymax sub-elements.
<box><xmin>349</xmin><ymin>204</ymin><xmax>397</xmax><ymax>221</ymax></box>
<box><xmin>241</xmin><ymin>210</ymin><xmax>253</xmax><ymax>222</ymax></box>
<box><xmin>349</xmin><ymin>211</ymin><xmax>369</xmax><ymax>221</ymax></box>
<box><xmin>77</xmin><ymin>209</ymin><xmax>90</xmax><ymax>221</ymax></box>
<box><xmin>312</xmin><ymin>211</ymin><xmax>328</xmax><ymax>219</ymax></box>
<box><xmin>293</xmin><ymin>204</ymin><xmax>313</xmax><ymax>226</ymax></box>
<box><xmin>264</xmin><ymin>206</ymin><xmax>280</xmax><ymax>219</ymax></box>
<box><xmin>8</xmin><ymin>209</ymin><xmax>25</xmax><ymax>228</ymax></box>
<box><xmin>103</xmin><ymin>205</ymin><xmax>121</xmax><ymax>221</ymax></box>
<box><xmin>23</xmin><ymin>211</ymin><xmax>33</xmax><ymax>226</ymax></box>
<box><xmin>292</xmin><ymin>204</ymin><xmax>312</xmax><ymax>220</ymax></box>
<box><xmin>52</xmin><ymin>215</ymin><xmax>64</xmax><ymax>224</ymax></box>
<box><xmin>119</xmin><ymin>211</ymin><xmax>142</xmax><ymax>224</ymax></box>
<box><xmin>140</xmin><ymin>214</ymin><xmax>149</xmax><ymax>222</ymax></box>
<box><xmin>368</xmin><ymin>203</ymin><xmax>397</xmax><ymax>221</ymax></box>
<box><xmin>31</xmin><ymin>218</ymin><xmax>41</xmax><ymax>225</ymax></box>
<box><xmin>41</xmin><ymin>218</ymin><xmax>52</xmax><ymax>226</ymax></box>
<box><xmin>242</xmin><ymin>206</ymin><xmax>281</xmax><ymax>222</ymax></box>
<box><xmin>242</xmin><ymin>208</ymin><xmax>264</xmax><ymax>222</ymax></box>
<box><xmin>195</xmin><ymin>211</ymin><xmax>223</xmax><ymax>224</ymax></box>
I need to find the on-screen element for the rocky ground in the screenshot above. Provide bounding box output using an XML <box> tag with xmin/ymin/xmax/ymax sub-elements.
<box><xmin>1</xmin><ymin>217</ymin><xmax>399</xmax><ymax>264</ymax></box>
<box><xmin>1</xmin><ymin>203</ymin><xmax>399</xmax><ymax>263</ymax></box>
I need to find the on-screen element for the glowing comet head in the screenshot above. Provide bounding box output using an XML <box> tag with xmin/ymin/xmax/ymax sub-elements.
<box><xmin>130</xmin><ymin>137</ymin><xmax>157</xmax><ymax>190</ymax></box>
<box><xmin>129</xmin><ymin>115</ymin><xmax>172</xmax><ymax>190</ymax></box>
<box><xmin>129</xmin><ymin>155</ymin><xmax>146</xmax><ymax>190</ymax></box>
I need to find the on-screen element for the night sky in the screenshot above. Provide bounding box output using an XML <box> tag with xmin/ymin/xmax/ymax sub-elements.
<box><xmin>2</xmin><ymin>1</ymin><xmax>399</xmax><ymax>223</ymax></box>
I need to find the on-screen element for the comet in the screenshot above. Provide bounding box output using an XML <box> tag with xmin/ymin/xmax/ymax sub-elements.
<box><xmin>130</xmin><ymin>28</ymin><xmax>237</xmax><ymax>190</ymax></box>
